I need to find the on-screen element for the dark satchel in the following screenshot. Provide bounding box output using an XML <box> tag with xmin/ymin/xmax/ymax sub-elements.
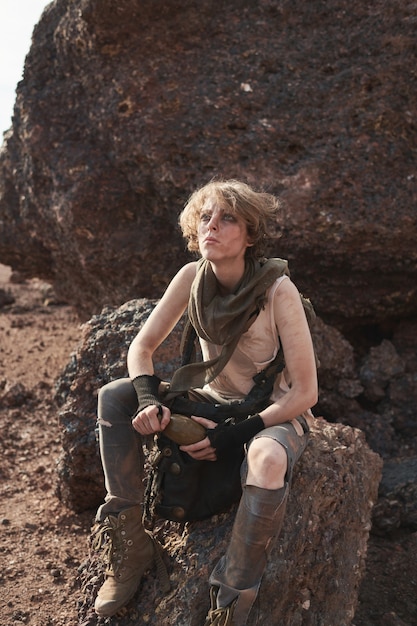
<box><xmin>144</xmin><ymin>433</ymin><xmax>244</xmax><ymax>524</ymax></box>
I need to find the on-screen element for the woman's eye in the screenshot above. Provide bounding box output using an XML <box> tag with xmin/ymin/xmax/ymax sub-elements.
<box><xmin>222</xmin><ymin>213</ymin><xmax>236</xmax><ymax>222</ymax></box>
<box><xmin>200</xmin><ymin>213</ymin><xmax>211</xmax><ymax>222</ymax></box>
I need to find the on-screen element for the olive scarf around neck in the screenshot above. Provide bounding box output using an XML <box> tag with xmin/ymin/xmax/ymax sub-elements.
<box><xmin>168</xmin><ymin>257</ymin><xmax>290</xmax><ymax>394</ymax></box>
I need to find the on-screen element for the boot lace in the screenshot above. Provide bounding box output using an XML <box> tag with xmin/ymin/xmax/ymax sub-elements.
<box><xmin>204</xmin><ymin>586</ymin><xmax>237</xmax><ymax>626</ymax></box>
<box><xmin>90</xmin><ymin>517</ymin><xmax>171</xmax><ymax>593</ymax></box>
<box><xmin>91</xmin><ymin>516</ymin><xmax>124</xmax><ymax>573</ymax></box>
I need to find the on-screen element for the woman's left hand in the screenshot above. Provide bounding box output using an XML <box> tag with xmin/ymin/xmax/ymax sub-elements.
<box><xmin>180</xmin><ymin>415</ymin><xmax>218</xmax><ymax>461</ymax></box>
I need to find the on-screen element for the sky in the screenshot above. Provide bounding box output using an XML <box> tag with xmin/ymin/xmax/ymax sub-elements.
<box><xmin>0</xmin><ymin>1</ymin><xmax>51</xmax><ymax>137</ymax></box>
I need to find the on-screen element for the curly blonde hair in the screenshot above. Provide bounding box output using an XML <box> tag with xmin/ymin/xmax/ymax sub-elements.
<box><xmin>179</xmin><ymin>179</ymin><xmax>281</xmax><ymax>259</ymax></box>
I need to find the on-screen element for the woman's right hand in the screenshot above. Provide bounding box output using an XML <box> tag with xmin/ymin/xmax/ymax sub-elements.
<box><xmin>132</xmin><ymin>404</ymin><xmax>171</xmax><ymax>435</ymax></box>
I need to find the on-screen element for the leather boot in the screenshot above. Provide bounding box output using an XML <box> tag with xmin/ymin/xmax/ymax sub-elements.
<box><xmin>205</xmin><ymin>483</ymin><xmax>289</xmax><ymax>626</ymax></box>
<box><xmin>92</xmin><ymin>505</ymin><xmax>169</xmax><ymax>618</ymax></box>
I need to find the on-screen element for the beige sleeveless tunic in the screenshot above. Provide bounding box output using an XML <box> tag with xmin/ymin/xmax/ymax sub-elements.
<box><xmin>200</xmin><ymin>275</ymin><xmax>291</xmax><ymax>402</ymax></box>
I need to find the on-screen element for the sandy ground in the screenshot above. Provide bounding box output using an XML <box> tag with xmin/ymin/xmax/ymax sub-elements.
<box><xmin>0</xmin><ymin>265</ymin><xmax>92</xmax><ymax>625</ymax></box>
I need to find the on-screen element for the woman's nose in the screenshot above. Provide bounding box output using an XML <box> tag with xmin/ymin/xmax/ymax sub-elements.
<box><xmin>207</xmin><ymin>214</ymin><xmax>218</xmax><ymax>230</ymax></box>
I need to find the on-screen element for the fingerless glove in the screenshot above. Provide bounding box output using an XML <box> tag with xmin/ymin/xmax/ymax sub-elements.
<box><xmin>207</xmin><ymin>414</ymin><xmax>265</xmax><ymax>457</ymax></box>
<box><xmin>131</xmin><ymin>374</ymin><xmax>161</xmax><ymax>412</ymax></box>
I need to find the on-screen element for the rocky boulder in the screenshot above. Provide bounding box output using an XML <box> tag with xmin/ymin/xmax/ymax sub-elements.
<box><xmin>77</xmin><ymin>419</ymin><xmax>382</xmax><ymax>626</ymax></box>
<box><xmin>0</xmin><ymin>0</ymin><xmax>416</xmax><ymax>324</ymax></box>
<box><xmin>372</xmin><ymin>457</ymin><xmax>417</xmax><ymax>534</ymax></box>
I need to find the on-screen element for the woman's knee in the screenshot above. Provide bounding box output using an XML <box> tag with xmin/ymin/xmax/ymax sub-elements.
<box><xmin>97</xmin><ymin>378</ymin><xmax>137</xmax><ymax>422</ymax></box>
<box><xmin>246</xmin><ymin>437</ymin><xmax>288</xmax><ymax>489</ymax></box>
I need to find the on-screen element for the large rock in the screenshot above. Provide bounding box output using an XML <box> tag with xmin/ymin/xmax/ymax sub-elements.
<box><xmin>77</xmin><ymin>419</ymin><xmax>382</xmax><ymax>626</ymax></box>
<box><xmin>56</xmin><ymin>298</ymin><xmax>415</xmax><ymax>523</ymax></box>
<box><xmin>372</xmin><ymin>457</ymin><xmax>417</xmax><ymax>534</ymax></box>
<box><xmin>0</xmin><ymin>0</ymin><xmax>416</xmax><ymax>323</ymax></box>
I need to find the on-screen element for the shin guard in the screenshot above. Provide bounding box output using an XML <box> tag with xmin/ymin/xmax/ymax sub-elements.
<box><xmin>208</xmin><ymin>483</ymin><xmax>288</xmax><ymax>625</ymax></box>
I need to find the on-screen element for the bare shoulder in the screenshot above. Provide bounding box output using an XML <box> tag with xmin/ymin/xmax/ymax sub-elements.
<box><xmin>177</xmin><ymin>261</ymin><xmax>198</xmax><ymax>281</ymax></box>
<box><xmin>273</xmin><ymin>277</ymin><xmax>307</xmax><ymax>324</ymax></box>
<box><xmin>169</xmin><ymin>261</ymin><xmax>198</xmax><ymax>290</ymax></box>
<box><xmin>136</xmin><ymin>262</ymin><xmax>198</xmax><ymax>344</ymax></box>
<box><xmin>159</xmin><ymin>261</ymin><xmax>198</xmax><ymax>305</ymax></box>
<box><xmin>274</xmin><ymin>276</ymin><xmax>301</xmax><ymax>302</ymax></box>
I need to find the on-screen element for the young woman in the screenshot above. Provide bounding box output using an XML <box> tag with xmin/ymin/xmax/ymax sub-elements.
<box><xmin>92</xmin><ymin>180</ymin><xmax>318</xmax><ymax>625</ymax></box>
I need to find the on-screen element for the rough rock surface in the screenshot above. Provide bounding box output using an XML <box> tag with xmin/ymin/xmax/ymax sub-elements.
<box><xmin>77</xmin><ymin>419</ymin><xmax>382</xmax><ymax>626</ymax></box>
<box><xmin>372</xmin><ymin>457</ymin><xmax>417</xmax><ymax>534</ymax></box>
<box><xmin>1</xmin><ymin>0</ymin><xmax>416</xmax><ymax>323</ymax></box>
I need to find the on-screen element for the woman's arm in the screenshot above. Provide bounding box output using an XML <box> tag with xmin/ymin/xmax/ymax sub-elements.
<box><xmin>260</xmin><ymin>277</ymin><xmax>318</xmax><ymax>427</ymax></box>
<box><xmin>129</xmin><ymin>261</ymin><xmax>197</xmax><ymax>436</ymax></box>
<box><xmin>127</xmin><ymin>261</ymin><xmax>197</xmax><ymax>378</ymax></box>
